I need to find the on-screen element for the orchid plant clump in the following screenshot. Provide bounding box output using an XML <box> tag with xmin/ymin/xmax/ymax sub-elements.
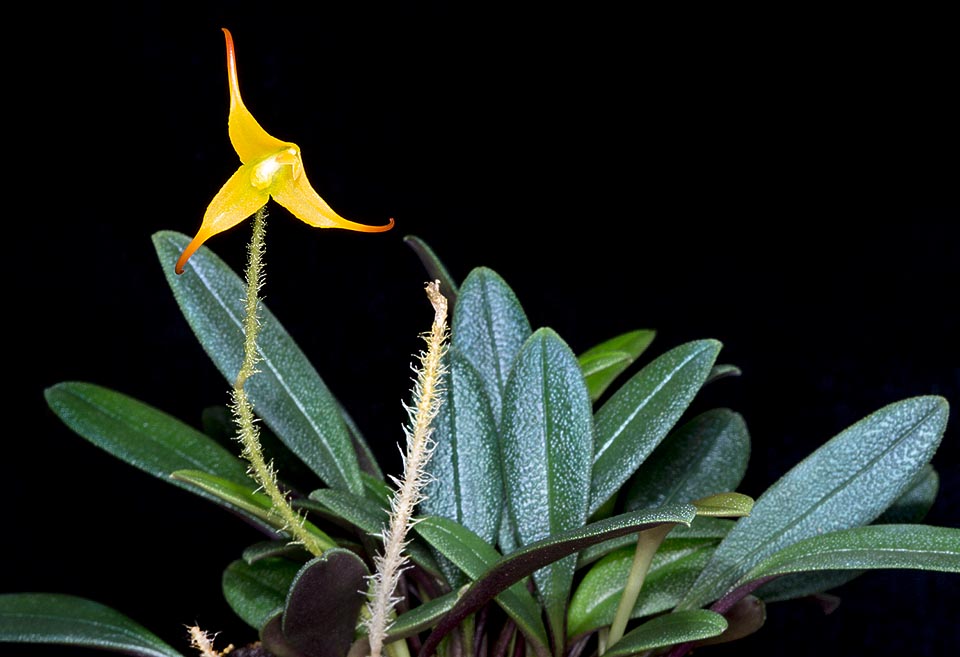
<box><xmin>2</xmin><ymin>28</ymin><xmax>958</xmax><ymax>657</ymax></box>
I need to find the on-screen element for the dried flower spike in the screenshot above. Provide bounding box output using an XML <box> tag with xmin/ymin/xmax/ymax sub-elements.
<box><xmin>176</xmin><ymin>28</ymin><xmax>393</xmax><ymax>274</ymax></box>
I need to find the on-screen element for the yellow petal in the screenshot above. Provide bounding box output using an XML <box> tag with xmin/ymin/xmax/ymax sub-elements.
<box><xmin>222</xmin><ymin>28</ymin><xmax>291</xmax><ymax>164</ymax></box>
<box><xmin>271</xmin><ymin>165</ymin><xmax>394</xmax><ymax>233</ymax></box>
<box><xmin>176</xmin><ymin>166</ymin><xmax>270</xmax><ymax>274</ymax></box>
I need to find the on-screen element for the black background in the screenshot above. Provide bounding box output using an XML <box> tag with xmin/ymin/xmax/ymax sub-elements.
<box><xmin>8</xmin><ymin>3</ymin><xmax>958</xmax><ymax>656</ymax></box>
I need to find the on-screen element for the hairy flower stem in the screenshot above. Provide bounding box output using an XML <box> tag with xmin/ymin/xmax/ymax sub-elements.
<box><xmin>604</xmin><ymin>523</ymin><xmax>676</xmax><ymax>651</ymax></box>
<box><xmin>232</xmin><ymin>208</ymin><xmax>326</xmax><ymax>557</ymax></box>
<box><xmin>366</xmin><ymin>282</ymin><xmax>449</xmax><ymax>657</ymax></box>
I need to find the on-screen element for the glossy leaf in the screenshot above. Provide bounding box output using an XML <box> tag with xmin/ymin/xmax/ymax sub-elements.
<box><xmin>404</xmin><ymin>235</ymin><xmax>459</xmax><ymax>306</ymax></box>
<box><xmin>419</xmin><ymin>504</ymin><xmax>697</xmax><ymax>656</ymax></box>
<box><xmin>452</xmin><ymin>266</ymin><xmax>532</xmax><ymax>424</ymax></box>
<box><xmin>603</xmin><ymin>610</ymin><xmax>727</xmax><ymax>657</ymax></box>
<box><xmin>415</xmin><ymin>516</ymin><xmax>550</xmax><ymax>653</ymax></box>
<box><xmin>44</xmin><ymin>382</ymin><xmax>269</xmax><ymax>529</ymax></box>
<box><xmin>223</xmin><ymin>558</ymin><xmax>301</xmax><ymax>629</ymax></box>
<box><xmin>421</xmin><ymin>348</ymin><xmax>502</xmax><ymax>546</ymax></box>
<box><xmin>384</xmin><ymin>592</ymin><xmax>458</xmax><ymax>642</ymax></box>
<box><xmin>283</xmin><ymin>550</ymin><xmax>368</xmax><ymax>657</ymax></box>
<box><xmin>590</xmin><ymin>340</ymin><xmax>722</xmax><ymax>514</ymax></box>
<box><xmin>155</xmin><ymin>231</ymin><xmax>363</xmax><ymax>495</ymax></box>
<box><xmin>625</xmin><ymin>409</ymin><xmax>750</xmax><ymax>512</ymax></box>
<box><xmin>172</xmin><ymin>470</ymin><xmax>335</xmax><ymax>550</ymax></box>
<box><xmin>578</xmin><ymin>329</ymin><xmax>656</xmax><ymax>402</ymax></box>
<box><xmin>678</xmin><ymin>396</ymin><xmax>949</xmax><ymax>610</ymax></box>
<box><xmin>569</xmin><ymin>541</ymin><xmax>716</xmax><ymax>637</ymax></box>
<box><xmin>693</xmin><ymin>492</ymin><xmax>754</xmax><ymax>518</ymax></box>
<box><xmin>0</xmin><ymin>593</ymin><xmax>182</xmax><ymax>657</ymax></box>
<box><xmin>693</xmin><ymin>595</ymin><xmax>765</xmax><ymax>646</ymax></box>
<box><xmin>500</xmin><ymin>328</ymin><xmax>593</xmax><ymax>646</ymax></box>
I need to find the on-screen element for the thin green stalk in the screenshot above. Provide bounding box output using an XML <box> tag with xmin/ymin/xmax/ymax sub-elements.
<box><xmin>232</xmin><ymin>208</ymin><xmax>326</xmax><ymax>557</ymax></box>
<box><xmin>605</xmin><ymin>523</ymin><xmax>676</xmax><ymax>650</ymax></box>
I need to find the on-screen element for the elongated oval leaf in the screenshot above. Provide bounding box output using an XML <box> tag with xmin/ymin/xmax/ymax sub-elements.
<box><xmin>419</xmin><ymin>504</ymin><xmax>697</xmax><ymax>657</ymax></box>
<box><xmin>384</xmin><ymin>592</ymin><xmax>458</xmax><ymax>642</ymax></box>
<box><xmin>44</xmin><ymin>382</ymin><xmax>267</xmax><ymax>525</ymax></box>
<box><xmin>501</xmin><ymin>327</ymin><xmax>593</xmax><ymax>646</ymax></box>
<box><xmin>223</xmin><ymin>558</ymin><xmax>302</xmax><ymax>630</ymax></box>
<box><xmin>154</xmin><ymin>231</ymin><xmax>363</xmax><ymax>496</ymax></box>
<box><xmin>422</xmin><ymin>348</ymin><xmax>502</xmax><ymax>546</ymax></box>
<box><xmin>625</xmin><ymin>409</ymin><xmax>750</xmax><ymax>511</ymax></box>
<box><xmin>452</xmin><ymin>266</ymin><xmax>532</xmax><ymax>424</ymax></box>
<box><xmin>0</xmin><ymin>593</ymin><xmax>182</xmax><ymax>657</ymax></box>
<box><xmin>678</xmin><ymin>396</ymin><xmax>949</xmax><ymax>610</ymax></box>
<box><xmin>590</xmin><ymin>340</ymin><xmax>722</xmax><ymax>514</ymax></box>
<box><xmin>578</xmin><ymin>329</ymin><xmax>656</xmax><ymax>402</ymax></box>
<box><xmin>603</xmin><ymin>610</ymin><xmax>727</xmax><ymax>657</ymax></box>
<box><xmin>415</xmin><ymin>516</ymin><xmax>549</xmax><ymax>654</ymax></box>
<box><xmin>172</xmin><ymin>470</ymin><xmax>335</xmax><ymax>551</ymax></box>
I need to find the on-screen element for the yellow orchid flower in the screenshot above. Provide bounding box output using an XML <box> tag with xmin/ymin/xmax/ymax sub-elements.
<box><xmin>176</xmin><ymin>28</ymin><xmax>393</xmax><ymax>274</ymax></box>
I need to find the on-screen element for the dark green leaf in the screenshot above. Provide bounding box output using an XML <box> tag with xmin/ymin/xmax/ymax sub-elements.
<box><xmin>422</xmin><ymin>349</ymin><xmax>502</xmax><ymax>547</ymax></box>
<box><xmin>283</xmin><ymin>550</ymin><xmax>368</xmax><ymax>657</ymax></box>
<box><xmin>415</xmin><ymin>516</ymin><xmax>550</xmax><ymax>653</ymax></box>
<box><xmin>419</xmin><ymin>504</ymin><xmax>697</xmax><ymax>656</ymax></box>
<box><xmin>500</xmin><ymin>328</ymin><xmax>593</xmax><ymax>646</ymax></box>
<box><xmin>44</xmin><ymin>382</ymin><xmax>268</xmax><ymax>530</ymax></box>
<box><xmin>693</xmin><ymin>595</ymin><xmax>765</xmax><ymax>646</ymax></box>
<box><xmin>603</xmin><ymin>610</ymin><xmax>727</xmax><ymax>657</ymax></box>
<box><xmin>705</xmin><ymin>364</ymin><xmax>741</xmax><ymax>384</ymax></box>
<box><xmin>576</xmin><ymin>517</ymin><xmax>732</xmax><ymax>568</ymax></box>
<box><xmin>340</xmin><ymin>405</ymin><xmax>383</xmax><ymax>480</ymax></box>
<box><xmin>590</xmin><ymin>340</ymin><xmax>722</xmax><ymax>514</ymax></box>
<box><xmin>384</xmin><ymin>592</ymin><xmax>458</xmax><ymax>642</ymax></box>
<box><xmin>578</xmin><ymin>329</ymin><xmax>656</xmax><ymax>402</ymax></box>
<box><xmin>625</xmin><ymin>409</ymin><xmax>750</xmax><ymax>512</ymax></box>
<box><xmin>243</xmin><ymin>541</ymin><xmax>310</xmax><ymax>564</ymax></box>
<box><xmin>172</xmin><ymin>470</ymin><xmax>335</xmax><ymax>550</ymax></box>
<box><xmin>452</xmin><ymin>267</ymin><xmax>532</xmax><ymax>424</ymax></box>
<box><xmin>403</xmin><ymin>235</ymin><xmax>459</xmax><ymax>306</ymax></box>
<box><xmin>678</xmin><ymin>396</ymin><xmax>949</xmax><ymax>610</ymax></box>
<box><xmin>877</xmin><ymin>463</ymin><xmax>939</xmax><ymax>524</ymax></box>
<box><xmin>223</xmin><ymin>558</ymin><xmax>301</xmax><ymax>630</ymax></box>
<box><xmin>154</xmin><ymin>231</ymin><xmax>363</xmax><ymax>495</ymax></box>
<box><xmin>0</xmin><ymin>593</ymin><xmax>182</xmax><ymax>657</ymax></box>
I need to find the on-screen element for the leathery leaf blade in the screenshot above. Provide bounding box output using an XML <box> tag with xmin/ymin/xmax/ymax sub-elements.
<box><xmin>154</xmin><ymin>231</ymin><xmax>363</xmax><ymax>496</ymax></box>
<box><xmin>578</xmin><ymin>329</ymin><xmax>656</xmax><ymax>402</ymax></box>
<box><xmin>603</xmin><ymin>610</ymin><xmax>728</xmax><ymax>657</ymax></box>
<box><xmin>678</xmin><ymin>396</ymin><xmax>949</xmax><ymax>610</ymax></box>
<box><xmin>222</xmin><ymin>558</ymin><xmax>301</xmax><ymax>630</ymax></box>
<box><xmin>0</xmin><ymin>593</ymin><xmax>182</xmax><ymax>657</ymax></box>
<box><xmin>590</xmin><ymin>340</ymin><xmax>722</xmax><ymax>514</ymax></box>
<box><xmin>500</xmin><ymin>328</ymin><xmax>593</xmax><ymax>647</ymax></box>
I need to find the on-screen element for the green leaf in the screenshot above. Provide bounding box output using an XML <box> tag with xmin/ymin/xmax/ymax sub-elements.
<box><xmin>625</xmin><ymin>409</ymin><xmax>750</xmax><ymax>512</ymax></box>
<box><xmin>877</xmin><ymin>463</ymin><xmax>939</xmax><ymax>524</ymax></box>
<box><xmin>678</xmin><ymin>396</ymin><xmax>950</xmax><ymax>610</ymax></box>
<box><xmin>282</xmin><ymin>550</ymin><xmax>368</xmax><ymax>657</ymax></box>
<box><xmin>577</xmin><ymin>517</ymin><xmax>733</xmax><ymax>568</ymax></box>
<box><xmin>743</xmin><ymin>524</ymin><xmax>960</xmax><ymax>583</ymax></box>
<box><xmin>422</xmin><ymin>348</ymin><xmax>502</xmax><ymax>547</ymax></box>
<box><xmin>154</xmin><ymin>231</ymin><xmax>363</xmax><ymax>496</ymax></box>
<box><xmin>693</xmin><ymin>492</ymin><xmax>754</xmax><ymax>518</ymax></box>
<box><xmin>603</xmin><ymin>610</ymin><xmax>728</xmax><ymax>657</ymax></box>
<box><xmin>705</xmin><ymin>364</ymin><xmax>741</xmax><ymax>384</ymax></box>
<box><xmin>452</xmin><ymin>266</ymin><xmax>532</xmax><ymax>424</ymax></box>
<box><xmin>568</xmin><ymin>541</ymin><xmax>716</xmax><ymax>637</ymax></box>
<box><xmin>415</xmin><ymin>516</ymin><xmax>550</xmax><ymax>653</ymax></box>
<box><xmin>242</xmin><ymin>541</ymin><xmax>309</xmax><ymax>564</ymax></box>
<box><xmin>500</xmin><ymin>328</ymin><xmax>594</xmax><ymax>647</ymax></box>
<box><xmin>223</xmin><ymin>558</ymin><xmax>301</xmax><ymax>630</ymax></box>
<box><xmin>403</xmin><ymin>235</ymin><xmax>459</xmax><ymax>306</ymax></box>
<box><xmin>590</xmin><ymin>340</ymin><xmax>722</xmax><ymax>515</ymax></box>
<box><xmin>172</xmin><ymin>470</ymin><xmax>335</xmax><ymax>551</ymax></box>
<box><xmin>44</xmin><ymin>382</ymin><xmax>266</xmax><ymax>528</ymax></box>
<box><xmin>0</xmin><ymin>593</ymin><xmax>182</xmax><ymax>657</ymax></box>
<box><xmin>383</xmin><ymin>592</ymin><xmax>458</xmax><ymax>642</ymax></box>
<box><xmin>578</xmin><ymin>329</ymin><xmax>656</xmax><ymax>402</ymax></box>
<box><xmin>420</xmin><ymin>504</ymin><xmax>697</xmax><ymax>656</ymax></box>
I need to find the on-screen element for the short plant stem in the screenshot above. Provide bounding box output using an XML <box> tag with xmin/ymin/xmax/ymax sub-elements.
<box><xmin>365</xmin><ymin>282</ymin><xmax>449</xmax><ymax>657</ymax></box>
<box><xmin>605</xmin><ymin>523</ymin><xmax>675</xmax><ymax>650</ymax></box>
<box><xmin>232</xmin><ymin>208</ymin><xmax>326</xmax><ymax>557</ymax></box>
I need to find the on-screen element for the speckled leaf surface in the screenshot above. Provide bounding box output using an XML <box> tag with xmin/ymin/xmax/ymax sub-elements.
<box><xmin>626</xmin><ymin>409</ymin><xmax>750</xmax><ymax>511</ymax></box>
<box><xmin>578</xmin><ymin>329</ymin><xmax>656</xmax><ymax>402</ymax></box>
<box><xmin>500</xmin><ymin>328</ymin><xmax>593</xmax><ymax>646</ymax></box>
<box><xmin>452</xmin><ymin>267</ymin><xmax>532</xmax><ymax>425</ymax></box>
<box><xmin>154</xmin><ymin>231</ymin><xmax>363</xmax><ymax>496</ymax></box>
<box><xmin>422</xmin><ymin>348</ymin><xmax>502</xmax><ymax>545</ymax></box>
<box><xmin>678</xmin><ymin>396</ymin><xmax>949</xmax><ymax>610</ymax></box>
<box><xmin>590</xmin><ymin>340</ymin><xmax>722</xmax><ymax>514</ymax></box>
<box><xmin>0</xmin><ymin>593</ymin><xmax>183</xmax><ymax>657</ymax></box>
<box><xmin>603</xmin><ymin>610</ymin><xmax>727</xmax><ymax>657</ymax></box>
<box><xmin>223</xmin><ymin>558</ymin><xmax>301</xmax><ymax>630</ymax></box>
